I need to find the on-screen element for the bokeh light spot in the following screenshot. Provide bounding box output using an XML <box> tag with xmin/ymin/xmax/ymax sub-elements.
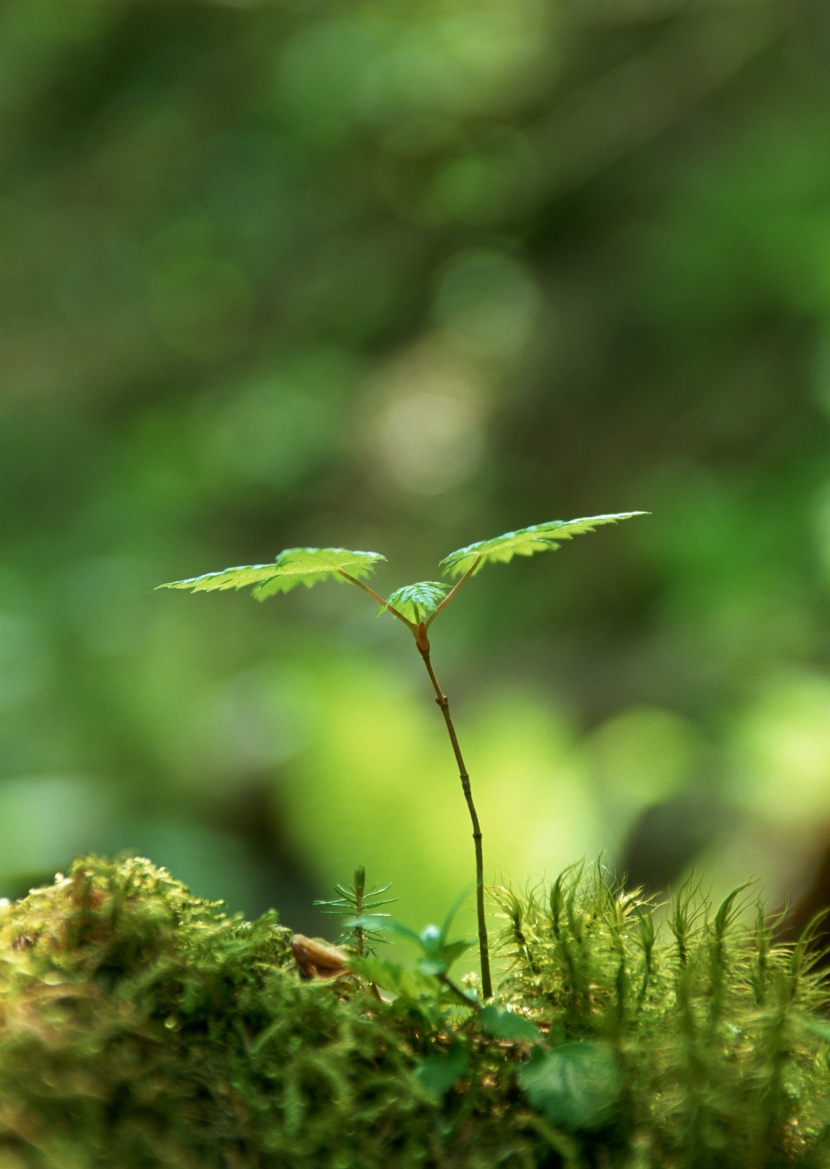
<box><xmin>732</xmin><ymin>672</ymin><xmax>830</xmax><ymax>827</ymax></box>
<box><xmin>586</xmin><ymin>706</ymin><xmax>702</xmax><ymax>839</ymax></box>
<box><xmin>432</xmin><ymin>250</ymin><xmax>542</xmax><ymax>359</ymax></box>
<box><xmin>369</xmin><ymin>341</ymin><xmax>488</xmax><ymax>495</ymax></box>
<box><xmin>378</xmin><ymin>391</ymin><xmax>484</xmax><ymax>496</ymax></box>
<box><xmin>278</xmin><ymin>4</ymin><xmax>552</xmax><ymax>135</ymax></box>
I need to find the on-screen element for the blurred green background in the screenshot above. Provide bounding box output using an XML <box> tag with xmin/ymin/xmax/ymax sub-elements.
<box><xmin>2</xmin><ymin>0</ymin><xmax>830</xmax><ymax>941</ymax></box>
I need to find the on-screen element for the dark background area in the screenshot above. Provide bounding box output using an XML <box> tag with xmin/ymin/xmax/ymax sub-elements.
<box><xmin>2</xmin><ymin>0</ymin><xmax>830</xmax><ymax>942</ymax></box>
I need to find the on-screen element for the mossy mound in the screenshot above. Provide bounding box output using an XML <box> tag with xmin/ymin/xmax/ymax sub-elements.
<box><xmin>0</xmin><ymin>856</ymin><xmax>829</xmax><ymax>1168</ymax></box>
<box><xmin>0</xmin><ymin>856</ymin><xmax>535</xmax><ymax>1168</ymax></box>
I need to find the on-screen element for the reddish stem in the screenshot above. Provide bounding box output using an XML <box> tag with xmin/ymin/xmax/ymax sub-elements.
<box><xmin>419</xmin><ymin>648</ymin><xmax>492</xmax><ymax>1000</ymax></box>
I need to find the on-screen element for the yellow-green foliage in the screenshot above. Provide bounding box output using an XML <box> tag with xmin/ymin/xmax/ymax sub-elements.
<box><xmin>1</xmin><ymin>856</ymin><xmax>829</xmax><ymax>1169</ymax></box>
<box><xmin>0</xmin><ymin>857</ymin><xmax>537</xmax><ymax>1169</ymax></box>
<box><xmin>494</xmin><ymin>864</ymin><xmax>830</xmax><ymax>1167</ymax></box>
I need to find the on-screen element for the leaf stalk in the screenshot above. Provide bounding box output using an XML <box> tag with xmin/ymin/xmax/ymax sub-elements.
<box><xmin>425</xmin><ymin>556</ymin><xmax>481</xmax><ymax>629</ymax></box>
<box><xmin>338</xmin><ymin>570</ymin><xmax>414</xmax><ymax>631</ymax></box>
<box><xmin>345</xmin><ymin>557</ymin><xmax>492</xmax><ymax>999</ymax></box>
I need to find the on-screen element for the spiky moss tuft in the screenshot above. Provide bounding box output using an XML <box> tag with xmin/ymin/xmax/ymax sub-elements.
<box><xmin>494</xmin><ymin>862</ymin><xmax>830</xmax><ymax>1167</ymax></box>
<box><xmin>0</xmin><ymin>856</ymin><xmax>829</xmax><ymax>1168</ymax></box>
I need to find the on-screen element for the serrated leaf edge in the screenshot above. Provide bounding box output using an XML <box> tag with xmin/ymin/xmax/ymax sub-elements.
<box><xmin>158</xmin><ymin>547</ymin><xmax>386</xmax><ymax>596</ymax></box>
<box><xmin>439</xmin><ymin>512</ymin><xmax>648</xmax><ymax>578</ymax></box>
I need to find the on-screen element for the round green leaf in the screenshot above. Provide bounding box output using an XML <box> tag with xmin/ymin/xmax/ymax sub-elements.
<box><xmin>518</xmin><ymin>1042</ymin><xmax>622</xmax><ymax>1132</ymax></box>
<box><xmin>478</xmin><ymin>1005</ymin><xmax>543</xmax><ymax>1045</ymax></box>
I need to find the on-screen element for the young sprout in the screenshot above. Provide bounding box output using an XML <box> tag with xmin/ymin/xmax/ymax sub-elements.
<box><xmin>352</xmin><ymin>889</ymin><xmax>479</xmax><ymax>1009</ymax></box>
<box><xmin>159</xmin><ymin>512</ymin><xmax>647</xmax><ymax>999</ymax></box>
<box><xmin>314</xmin><ymin>866</ymin><xmax>396</xmax><ymax>956</ymax></box>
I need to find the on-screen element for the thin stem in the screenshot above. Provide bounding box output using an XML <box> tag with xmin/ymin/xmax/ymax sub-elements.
<box><xmin>424</xmin><ymin>556</ymin><xmax>481</xmax><ymax>630</ymax></box>
<box><xmin>354</xmin><ymin>866</ymin><xmax>365</xmax><ymax>958</ymax></box>
<box><xmin>420</xmin><ymin>650</ymin><xmax>492</xmax><ymax>1000</ymax></box>
<box><xmin>337</xmin><ymin>570</ymin><xmax>415</xmax><ymax>631</ymax></box>
<box><xmin>439</xmin><ymin>972</ymin><xmax>481</xmax><ymax>1011</ymax></box>
<box><xmin>340</xmin><ymin>561</ymin><xmax>492</xmax><ymax>998</ymax></box>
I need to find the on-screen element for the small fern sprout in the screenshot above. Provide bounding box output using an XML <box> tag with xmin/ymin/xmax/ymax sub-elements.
<box><xmin>314</xmin><ymin>867</ymin><xmax>396</xmax><ymax>956</ymax></box>
<box><xmin>158</xmin><ymin>511</ymin><xmax>647</xmax><ymax>999</ymax></box>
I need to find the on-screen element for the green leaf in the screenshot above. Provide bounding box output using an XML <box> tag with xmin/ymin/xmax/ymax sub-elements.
<box><xmin>381</xmin><ymin>919</ymin><xmax>427</xmax><ymax>948</ymax></box>
<box><xmin>438</xmin><ymin>888</ymin><xmax>473</xmax><ymax>943</ymax></box>
<box><xmin>382</xmin><ymin>581</ymin><xmax>449</xmax><ymax>623</ymax></box>
<box><xmin>349</xmin><ymin>955</ymin><xmax>439</xmax><ymax>1000</ymax></box>
<box><xmin>714</xmin><ymin>882</ymin><xmax>754</xmax><ymax>939</ymax></box>
<box><xmin>414</xmin><ymin>1044</ymin><xmax>468</xmax><ymax>1100</ymax></box>
<box><xmin>439</xmin><ymin>513</ymin><xmax>648</xmax><ymax>579</ymax></box>
<box><xmin>478</xmin><ymin>1005</ymin><xmax>543</xmax><ymax>1045</ymax></box>
<box><xmin>343</xmin><ymin>914</ymin><xmax>394</xmax><ymax>932</ymax></box>
<box><xmin>519</xmin><ymin>1042</ymin><xmax>622</xmax><ymax>1132</ymax></box>
<box><xmin>157</xmin><ymin>547</ymin><xmax>386</xmax><ymax>600</ymax></box>
<box><xmin>416</xmin><ymin>938</ymin><xmax>474</xmax><ymax>977</ymax></box>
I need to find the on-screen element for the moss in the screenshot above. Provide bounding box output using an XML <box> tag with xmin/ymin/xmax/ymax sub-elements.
<box><xmin>0</xmin><ymin>856</ymin><xmax>828</xmax><ymax>1168</ymax></box>
<box><xmin>494</xmin><ymin>864</ymin><xmax>830</xmax><ymax>1167</ymax></box>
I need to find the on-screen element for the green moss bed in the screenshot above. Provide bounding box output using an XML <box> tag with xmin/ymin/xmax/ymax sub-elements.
<box><xmin>0</xmin><ymin>855</ymin><xmax>829</xmax><ymax>1168</ymax></box>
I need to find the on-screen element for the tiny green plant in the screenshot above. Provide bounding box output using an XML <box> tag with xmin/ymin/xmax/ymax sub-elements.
<box><xmin>158</xmin><ymin>512</ymin><xmax>647</xmax><ymax>998</ymax></box>
<box><xmin>349</xmin><ymin>883</ymin><xmax>625</xmax><ymax>1125</ymax></box>
<box><xmin>4</xmin><ymin>854</ymin><xmax>829</xmax><ymax>1166</ymax></box>
<box><xmin>314</xmin><ymin>866</ymin><xmax>396</xmax><ymax>956</ymax></box>
<box><xmin>353</xmin><ymin>888</ymin><xmax>480</xmax><ymax>1010</ymax></box>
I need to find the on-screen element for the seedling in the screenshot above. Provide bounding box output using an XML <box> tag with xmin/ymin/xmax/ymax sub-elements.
<box><xmin>159</xmin><ymin>512</ymin><xmax>647</xmax><ymax>998</ymax></box>
<box><xmin>356</xmin><ymin>888</ymin><xmax>480</xmax><ymax>1009</ymax></box>
<box><xmin>314</xmin><ymin>865</ymin><xmax>396</xmax><ymax>955</ymax></box>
